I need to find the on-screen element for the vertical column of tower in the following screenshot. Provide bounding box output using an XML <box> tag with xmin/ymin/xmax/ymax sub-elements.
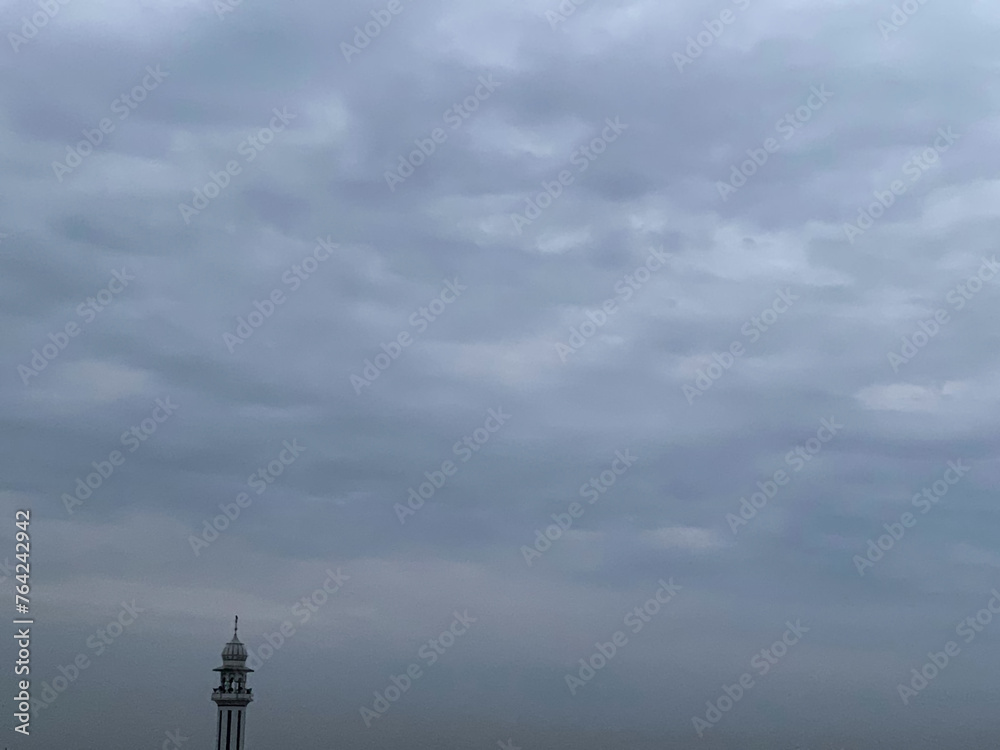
<box><xmin>212</xmin><ymin>617</ymin><xmax>254</xmax><ymax>750</ymax></box>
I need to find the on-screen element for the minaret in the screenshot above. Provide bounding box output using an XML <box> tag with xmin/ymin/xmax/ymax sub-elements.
<box><xmin>212</xmin><ymin>616</ymin><xmax>253</xmax><ymax>750</ymax></box>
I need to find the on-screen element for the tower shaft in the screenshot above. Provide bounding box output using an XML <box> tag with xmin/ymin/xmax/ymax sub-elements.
<box><xmin>212</xmin><ymin>617</ymin><xmax>253</xmax><ymax>750</ymax></box>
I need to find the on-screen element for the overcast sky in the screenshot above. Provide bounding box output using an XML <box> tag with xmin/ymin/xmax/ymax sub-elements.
<box><xmin>2</xmin><ymin>0</ymin><xmax>1000</xmax><ymax>748</ymax></box>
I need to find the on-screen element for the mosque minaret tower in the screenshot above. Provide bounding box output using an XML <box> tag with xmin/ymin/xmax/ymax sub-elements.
<box><xmin>212</xmin><ymin>617</ymin><xmax>254</xmax><ymax>750</ymax></box>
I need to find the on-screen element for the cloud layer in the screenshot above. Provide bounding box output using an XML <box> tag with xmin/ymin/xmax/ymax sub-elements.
<box><xmin>2</xmin><ymin>0</ymin><xmax>1000</xmax><ymax>747</ymax></box>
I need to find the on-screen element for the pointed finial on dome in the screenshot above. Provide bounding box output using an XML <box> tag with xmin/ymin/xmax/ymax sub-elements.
<box><xmin>234</xmin><ymin>615</ymin><xmax>238</xmax><ymax>638</ymax></box>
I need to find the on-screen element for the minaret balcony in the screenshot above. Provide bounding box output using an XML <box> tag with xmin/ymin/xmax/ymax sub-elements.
<box><xmin>211</xmin><ymin>688</ymin><xmax>253</xmax><ymax>706</ymax></box>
